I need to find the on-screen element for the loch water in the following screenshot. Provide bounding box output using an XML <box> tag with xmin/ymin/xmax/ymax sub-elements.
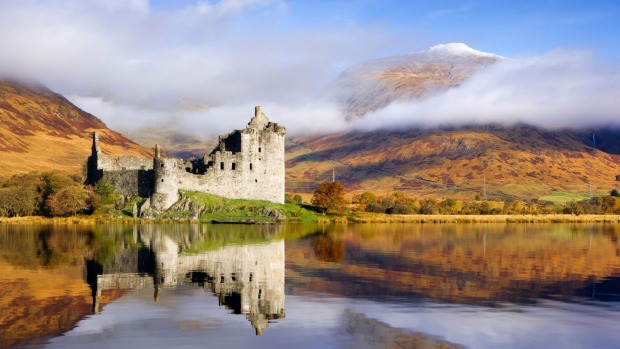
<box><xmin>1</xmin><ymin>223</ymin><xmax>619</xmax><ymax>348</ymax></box>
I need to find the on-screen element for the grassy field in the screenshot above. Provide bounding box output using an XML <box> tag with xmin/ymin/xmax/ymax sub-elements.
<box><xmin>538</xmin><ymin>192</ymin><xmax>593</xmax><ymax>204</ymax></box>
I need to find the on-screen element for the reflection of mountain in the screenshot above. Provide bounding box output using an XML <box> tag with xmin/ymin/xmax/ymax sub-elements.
<box><xmin>0</xmin><ymin>226</ymin><xmax>124</xmax><ymax>349</ymax></box>
<box><xmin>86</xmin><ymin>225</ymin><xmax>286</xmax><ymax>336</ymax></box>
<box><xmin>344</xmin><ymin>310</ymin><xmax>463</xmax><ymax>349</ymax></box>
<box><xmin>286</xmin><ymin>224</ymin><xmax>620</xmax><ymax>305</ymax></box>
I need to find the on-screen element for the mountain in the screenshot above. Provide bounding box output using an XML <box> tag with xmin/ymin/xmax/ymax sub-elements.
<box><xmin>286</xmin><ymin>43</ymin><xmax>620</xmax><ymax>200</ymax></box>
<box><xmin>0</xmin><ymin>78</ymin><xmax>152</xmax><ymax>177</ymax></box>
<box><xmin>286</xmin><ymin>125</ymin><xmax>620</xmax><ymax>200</ymax></box>
<box><xmin>330</xmin><ymin>43</ymin><xmax>502</xmax><ymax>120</ymax></box>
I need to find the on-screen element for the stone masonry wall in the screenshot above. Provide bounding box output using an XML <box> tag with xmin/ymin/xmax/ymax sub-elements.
<box><xmin>103</xmin><ymin>169</ymin><xmax>154</xmax><ymax>196</ymax></box>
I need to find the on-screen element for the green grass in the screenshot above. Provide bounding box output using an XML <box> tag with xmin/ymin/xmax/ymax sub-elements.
<box><xmin>538</xmin><ymin>192</ymin><xmax>592</xmax><ymax>204</ymax></box>
<box><xmin>182</xmin><ymin>191</ymin><xmax>320</xmax><ymax>223</ymax></box>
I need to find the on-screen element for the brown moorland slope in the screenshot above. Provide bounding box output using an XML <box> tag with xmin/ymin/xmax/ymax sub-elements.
<box><xmin>0</xmin><ymin>78</ymin><xmax>152</xmax><ymax>177</ymax></box>
<box><xmin>286</xmin><ymin>125</ymin><xmax>620</xmax><ymax>200</ymax></box>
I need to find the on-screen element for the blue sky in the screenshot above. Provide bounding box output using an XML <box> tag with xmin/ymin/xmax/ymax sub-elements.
<box><xmin>148</xmin><ymin>0</ymin><xmax>620</xmax><ymax>58</ymax></box>
<box><xmin>0</xmin><ymin>0</ymin><xmax>619</xmax><ymax>133</ymax></box>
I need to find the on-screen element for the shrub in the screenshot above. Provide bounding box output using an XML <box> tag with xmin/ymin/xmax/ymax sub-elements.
<box><xmin>365</xmin><ymin>202</ymin><xmax>386</xmax><ymax>213</ymax></box>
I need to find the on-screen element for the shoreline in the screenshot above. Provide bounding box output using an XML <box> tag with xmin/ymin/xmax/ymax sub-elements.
<box><xmin>1</xmin><ymin>214</ymin><xmax>620</xmax><ymax>225</ymax></box>
<box><xmin>346</xmin><ymin>213</ymin><xmax>620</xmax><ymax>223</ymax></box>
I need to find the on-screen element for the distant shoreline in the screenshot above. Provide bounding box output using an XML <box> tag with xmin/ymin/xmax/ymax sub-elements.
<box><xmin>1</xmin><ymin>214</ymin><xmax>620</xmax><ymax>225</ymax></box>
<box><xmin>346</xmin><ymin>213</ymin><xmax>620</xmax><ymax>224</ymax></box>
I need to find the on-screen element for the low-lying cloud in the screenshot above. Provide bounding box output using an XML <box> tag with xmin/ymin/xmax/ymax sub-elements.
<box><xmin>0</xmin><ymin>0</ymin><xmax>385</xmax><ymax>135</ymax></box>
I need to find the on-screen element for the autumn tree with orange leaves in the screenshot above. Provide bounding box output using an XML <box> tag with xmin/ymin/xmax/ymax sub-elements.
<box><xmin>311</xmin><ymin>181</ymin><xmax>347</xmax><ymax>213</ymax></box>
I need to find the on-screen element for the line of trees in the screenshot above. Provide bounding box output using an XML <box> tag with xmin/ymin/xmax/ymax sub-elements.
<box><xmin>298</xmin><ymin>182</ymin><xmax>620</xmax><ymax>216</ymax></box>
<box><xmin>354</xmin><ymin>190</ymin><xmax>620</xmax><ymax>215</ymax></box>
<box><xmin>0</xmin><ymin>172</ymin><xmax>116</xmax><ymax>217</ymax></box>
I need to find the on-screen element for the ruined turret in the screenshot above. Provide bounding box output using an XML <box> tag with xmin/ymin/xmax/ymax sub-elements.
<box><xmin>85</xmin><ymin>132</ymin><xmax>103</xmax><ymax>185</ymax></box>
<box><xmin>248</xmin><ymin>105</ymin><xmax>269</xmax><ymax>129</ymax></box>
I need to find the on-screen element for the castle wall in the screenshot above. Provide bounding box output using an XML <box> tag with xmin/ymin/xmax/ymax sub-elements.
<box><xmin>86</xmin><ymin>132</ymin><xmax>155</xmax><ymax>194</ymax></box>
<box><xmin>102</xmin><ymin>169</ymin><xmax>154</xmax><ymax>197</ymax></box>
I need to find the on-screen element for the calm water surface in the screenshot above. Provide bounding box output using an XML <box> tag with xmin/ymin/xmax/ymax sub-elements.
<box><xmin>1</xmin><ymin>223</ymin><xmax>619</xmax><ymax>348</ymax></box>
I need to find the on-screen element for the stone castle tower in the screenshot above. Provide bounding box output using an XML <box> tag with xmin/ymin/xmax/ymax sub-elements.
<box><xmin>87</xmin><ymin>106</ymin><xmax>286</xmax><ymax>210</ymax></box>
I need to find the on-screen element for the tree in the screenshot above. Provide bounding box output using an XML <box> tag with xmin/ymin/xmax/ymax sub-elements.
<box><xmin>0</xmin><ymin>187</ymin><xmax>38</xmax><ymax>217</ymax></box>
<box><xmin>46</xmin><ymin>185</ymin><xmax>89</xmax><ymax>216</ymax></box>
<box><xmin>611</xmin><ymin>189</ymin><xmax>620</xmax><ymax>198</ymax></box>
<box><xmin>311</xmin><ymin>181</ymin><xmax>347</xmax><ymax>213</ymax></box>
<box><xmin>355</xmin><ymin>191</ymin><xmax>377</xmax><ymax>205</ymax></box>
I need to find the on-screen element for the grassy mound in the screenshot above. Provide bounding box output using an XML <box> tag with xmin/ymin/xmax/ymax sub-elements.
<box><xmin>182</xmin><ymin>191</ymin><xmax>320</xmax><ymax>223</ymax></box>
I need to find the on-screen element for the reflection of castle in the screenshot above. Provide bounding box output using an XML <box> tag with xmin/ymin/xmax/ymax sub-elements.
<box><xmin>85</xmin><ymin>226</ymin><xmax>285</xmax><ymax>335</ymax></box>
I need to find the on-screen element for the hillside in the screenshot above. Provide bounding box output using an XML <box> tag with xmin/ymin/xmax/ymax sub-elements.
<box><xmin>286</xmin><ymin>125</ymin><xmax>620</xmax><ymax>200</ymax></box>
<box><xmin>0</xmin><ymin>78</ymin><xmax>152</xmax><ymax>177</ymax></box>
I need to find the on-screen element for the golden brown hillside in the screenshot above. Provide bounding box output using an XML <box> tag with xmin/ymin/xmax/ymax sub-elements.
<box><xmin>0</xmin><ymin>78</ymin><xmax>152</xmax><ymax>177</ymax></box>
<box><xmin>286</xmin><ymin>125</ymin><xmax>620</xmax><ymax>200</ymax></box>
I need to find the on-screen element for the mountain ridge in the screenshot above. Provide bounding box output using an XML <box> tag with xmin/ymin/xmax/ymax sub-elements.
<box><xmin>0</xmin><ymin>78</ymin><xmax>152</xmax><ymax>177</ymax></box>
<box><xmin>286</xmin><ymin>124</ymin><xmax>620</xmax><ymax>200</ymax></box>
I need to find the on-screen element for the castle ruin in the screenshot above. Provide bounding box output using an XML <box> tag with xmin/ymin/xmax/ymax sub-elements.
<box><xmin>86</xmin><ymin>106</ymin><xmax>286</xmax><ymax>211</ymax></box>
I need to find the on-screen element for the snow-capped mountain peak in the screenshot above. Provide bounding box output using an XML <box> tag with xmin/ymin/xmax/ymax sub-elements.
<box><xmin>425</xmin><ymin>43</ymin><xmax>502</xmax><ymax>59</ymax></box>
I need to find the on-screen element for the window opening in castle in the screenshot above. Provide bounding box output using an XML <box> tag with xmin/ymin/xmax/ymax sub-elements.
<box><xmin>250</xmin><ymin>163</ymin><xmax>253</xmax><ymax>170</ymax></box>
<box><xmin>161</xmin><ymin>163</ymin><xmax>164</xmax><ymax>167</ymax></box>
<box><xmin>258</xmin><ymin>147</ymin><xmax>261</xmax><ymax>152</ymax></box>
<box><xmin>232</xmin><ymin>163</ymin><xmax>236</xmax><ymax>170</ymax></box>
<box><xmin>161</xmin><ymin>179</ymin><xmax>164</xmax><ymax>182</ymax></box>
<box><xmin>220</xmin><ymin>162</ymin><xmax>224</xmax><ymax>170</ymax></box>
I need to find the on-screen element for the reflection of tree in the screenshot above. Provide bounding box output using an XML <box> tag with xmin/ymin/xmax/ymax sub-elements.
<box><xmin>312</xmin><ymin>234</ymin><xmax>345</xmax><ymax>263</ymax></box>
<box><xmin>37</xmin><ymin>230</ymin><xmax>61</xmax><ymax>267</ymax></box>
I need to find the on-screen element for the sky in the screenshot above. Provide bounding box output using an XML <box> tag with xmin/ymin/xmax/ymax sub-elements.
<box><xmin>0</xmin><ymin>0</ymin><xmax>619</xmax><ymax>135</ymax></box>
